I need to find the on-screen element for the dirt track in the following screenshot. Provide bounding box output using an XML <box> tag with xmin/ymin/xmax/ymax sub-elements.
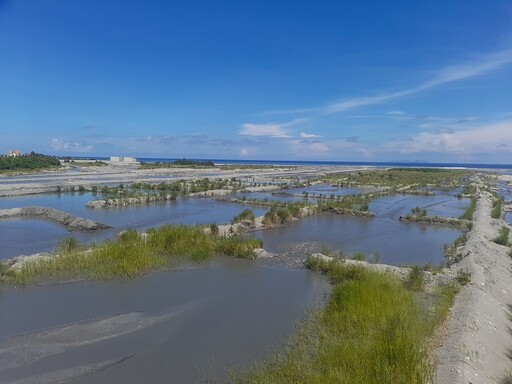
<box><xmin>435</xmin><ymin>177</ymin><xmax>512</xmax><ymax>383</ymax></box>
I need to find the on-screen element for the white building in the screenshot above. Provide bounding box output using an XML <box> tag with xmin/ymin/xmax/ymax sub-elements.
<box><xmin>109</xmin><ymin>156</ymin><xmax>138</xmax><ymax>164</ymax></box>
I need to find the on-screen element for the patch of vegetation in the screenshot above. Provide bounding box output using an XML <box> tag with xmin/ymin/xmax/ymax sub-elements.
<box><xmin>322</xmin><ymin>168</ymin><xmax>471</xmax><ymax>192</ymax></box>
<box><xmin>262</xmin><ymin>202</ymin><xmax>307</xmax><ymax>226</ymax></box>
<box><xmin>456</xmin><ymin>269</ymin><xmax>471</xmax><ymax>286</ymax></box>
<box><xmin>460</xmin><ymin>197</ymin><xmax>477</xmax><ymax>221</ymax></box>
<box><xmin>95</xmin><ymin>178</ymin><xmax>240</xmax><ymax>202</ymax></box>
<box><xmin>139</xmin><ymin>158</ymin><xmax>215</xmax><ymax>169</ymax></box>
<box><xmin>12</xmin><ymin>225</ymin><xmax>263</xmax><ymax>284</ymax></box>
<box><xmin>210</xmin><ymin>223</ymin><xmax>219</xmax><ymax>236</ymax></box>
<box><xmin>0</xmin><ymin>152</ymin><xmax>61</xmax><ymax>172</ymax></box>
<box><xmin>492</xmin><ymin>226</ymin><xmax>510</xmax><ymax>246</ymax></box>
<box><xmin>411</xmin><ymin>206</ymin><xmax>427</xmax><ymax>217</ymax></box>
<box><xmin>63</xmin><ymin>159</ymin><xmax>108</xmax><ymax>167</ymax></box>
<box><xmin>219</xmin><ymin>164</ymin><xmax>279</xmax><ymax>170</ymax></box>
<box><xmin>501</xmin><ymin>372</ymin><xmax>512</xmax><ymax>384</ymax></box>
<box><xmin>234</xmin><ymin>258</ymin><xmax>458</xmax><ymax>384</ymax></box>
<box><xmin>404</xmin><ymin>265</ymin><xmax>424</xmax><ymax>291</ymax></box>
<box><xmin>444</xmin><ymin>233</ymin><xmax>468</xmax><ymax>264</ymax></box>
<box><xmin>491</xmin><ymin>197</ymin><xmax>503</xmax><ymax>219</ymax></box>
<box><xmin>461</xmin><ymin>184</ymin><xmax>477</xmax><ymax>195</ymax></box>
<box><xmin>56</xmin><ymin>236</ymin><xmax>80</xmax><ymax>255</ymax></box>
<box><xmin>231</xmin><ymin>209</ymin><xmax>255</xmax><ymax>224</ymax></box>
<box><xmin>351</xmin><ymin>252</ymin><xmax>366</xmax><ymax>261</ymax></box>
<box><xmin>317</xmin><ymin>194</ymin><xmax>370</xmax><ymax>212</ymax></box>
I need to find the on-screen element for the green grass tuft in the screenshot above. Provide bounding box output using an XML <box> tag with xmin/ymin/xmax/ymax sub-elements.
<box><xmin>234</xmin><ymin>259</ymin><xmax>457</xmax><ymax>384</ymax></box>
<box><xmin>14</xmin><ymin>224</ymin><xmax>263</xmax><ymax>284</ymax></box>
<box><xmin>404</xmin><ymin>265</ymin><xmax>424</xmax><ymax>291</ymax></box>
<box><xmin>491</xmin><ymin>198</ymin><xmax>503</xmax><ymax>219</ymax></box>
<box><xmin>231</xmin><ymin>209</ymin><xmax>255</xmax><ymax>224</ymax></box>
<box><xmin>492</xmin><ymin>226</ymin><xmax>510</xmax><ymax>246</ymax></box>
<box><xmin>460</xmin><ymin>197</ymin><xmax>477</xmax><ymax>221</ymax></box>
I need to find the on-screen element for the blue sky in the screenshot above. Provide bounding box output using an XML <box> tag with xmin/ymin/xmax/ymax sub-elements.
<box><xmin>1</xmin><ymin>0</ymin><xmax>511</xmax><ymax>163</ymax></box>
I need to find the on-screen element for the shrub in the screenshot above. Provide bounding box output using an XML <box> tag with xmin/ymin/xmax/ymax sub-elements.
<box><xmin>411</xmin><ymin>206</ymin><xmax>427</xmax><ymax>217</ymax></box>
<box><xmin>456</xmin><ymin>269</ymin><xmax>471</xmax><ymax>286</ymax></box>
<box><xmin>460</xmin><ymin>197</ymin><xmax>477</xmax><ymax>221</ymax></box>
<box><xmin>492</xmin><ymin>226</ymin><xmax>510</xmax><ymax>246</ymax></box>
<box><xmin>231</xmin><ymin>209</ymin><xmax>255</xmax><ymax>224</ymax></box>
<box><xmin>57</xmin><ymin>236</ymin><xmax>79</xmax><ymax>254</ymax></box>
<box><xmin>215</xmin><ymin>236</ymin><xmax>263</xmax><ymax>259</ymax></box>
<box><xmin>210</xmin><ymin>223</ymin><xmax>219</xmax><ymax>236</ymax></box>
<box><xmin>404</xmin><ymin>265</ymin><xmax>424</xmax><ymax>291</ymax></box>
<box><xmin>351</xmin><ymin>252</ymin><xmax>366</xmax><ymax>261</ymax></box>
<box><xmin>491</xmin><ymin>198</ymin><xmax>503</xmax><ymax>219</ymax></box>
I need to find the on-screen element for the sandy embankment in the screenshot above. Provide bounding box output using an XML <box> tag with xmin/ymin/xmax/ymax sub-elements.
<box><xmin>435</xmin><ymin>181</ymin><xmax>512</xmax><ymax>383</ymax></box>
<box><xmin>0</xmin><ymin>206</ymin><xmax>110</xmax><ymax>230</ymax></box>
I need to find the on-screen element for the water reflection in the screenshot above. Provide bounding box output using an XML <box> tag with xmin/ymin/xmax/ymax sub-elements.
<box><xmin>0</xmin><ymin>194</ymin><xmax>267</xmax><ymax>259</ymax></box>
<box><xmin>255</xmin><ymin>213</ymin><xmax>461</xmax><ymax>266</ymax></box>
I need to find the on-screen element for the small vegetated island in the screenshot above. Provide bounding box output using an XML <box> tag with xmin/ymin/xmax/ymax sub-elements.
<box><xmin>139</xmin><ymin>158</ymin><xmax>215</xmax><ymax>169</ymax></box>
<box><xmin>0</xmin><ymin>152</ymin><xmax>61</xmax><ymax>172</ymax></box>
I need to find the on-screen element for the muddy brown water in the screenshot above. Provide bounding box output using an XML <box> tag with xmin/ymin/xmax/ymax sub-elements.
<box><xmin>0</xmin><ymin>256</ymin><xmax>331</xmax><ymax>383</ymax></box>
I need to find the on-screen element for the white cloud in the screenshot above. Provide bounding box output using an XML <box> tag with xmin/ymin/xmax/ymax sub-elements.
<box><xmin>289</xmin><ymin>140</ymin><xmax>330</xmax><ymax>156</ymax></box>
<box><xmin>239</xmin><ymin>147</ymin><xmax>248</xmax><ymax>156</ymax></box>
<box><xmin>268</xmin><ymin>47</ymin><xmax>512</xmax><ymax>116</ymax></box>
<box><xmin>384</xmin><ymin>119</ymin><xmax>512</xmax><ymax>155</ymax></box>
<box><xmin>387</xmin><ymin>111</ymin><xmax>406</xmax><ymax>116</ymax></box>
<box><xmin>420</xmin><ymin>48</ymin><xmax>512</xmax><ymax>89</ymax></box>
<box><xmin>310</xmin><ymin>142</ymin><xmax>329</xmax><ymax>152</ymax></box>
<box><xmin>300</xmin><ymin>132</ymin><xmax>322</xmax><ymax>138</ymax></box>
<box><xmin>239</xmin><ymin>118</ymin><xmax>308</xmax><ymax>137</ymax></box>
<box><xmin>239</xmin><ymin>123</ymin><xmax>291</xmax><ymax>137</ymax></box>
<box><xmin>51</xmin><ymin>139</ymin><xmax>92</xmax><ymax>153</ymax></box>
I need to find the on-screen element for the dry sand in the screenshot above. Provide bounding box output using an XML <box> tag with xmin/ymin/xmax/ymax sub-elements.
<box><xmin>435</xmin><ymin>179</ymin><xmax>512</xmax><ymax>383</ymax></box>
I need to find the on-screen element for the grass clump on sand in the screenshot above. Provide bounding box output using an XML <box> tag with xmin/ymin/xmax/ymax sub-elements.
<box><xmin>232</xmin><ymin>209</ymin><xmax>255</xmax><ymax>225</ymax></box>
<box><xmin>444</xmin><ymin>233</ymin><xmax>468</xmax><ymax>264</ymax></box>
<box><xmin>491</xmin><ymin>197</ymin><xmax>503</xmax><ymax>219</ymax></box>
<box><xmin>233</xmin><ymin>258</ymin><xmax>457</xmax><ymax>384</ymax></box>
<box><xmin>262</xmin><ymin>202</ymin><xmax>307</xmax><ymax>226</ymax></box>
<box><xmin>493</xmin><ymin>226</ymin><xmax>510</xmax><ymax>246</ymax></box>
<box><xmin>404</xmin><ymin>265</ymin><xmax>425</xmax><ymax>291</ymax></box>
<box><xmin>14</xmin><ymin>225</ymin><xmax>263</xmax><ymax>284</ymax></box>
<box><xmin>501</xmin><ymin>372</ymin><xmax>512</xmax><ymax>384</ymax></box>
<box><xmin>460</xmin><ymin>197</ymin><xmax>477</xmax><ymax>221</ymax></box>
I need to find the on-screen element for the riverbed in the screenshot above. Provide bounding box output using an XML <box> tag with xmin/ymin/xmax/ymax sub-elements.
<box><xmin>0</xmin><ymin>256</ymin><xmax>331</xmax><ymax>383</ymax></box>
<box><xmin>0</xmin><ymin>167</ymin><xmax>475</xmax><ymax>383</ymax></box>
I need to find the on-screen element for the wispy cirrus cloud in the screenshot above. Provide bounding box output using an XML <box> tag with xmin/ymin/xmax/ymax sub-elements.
<box><xmin>270</xmin><ymin>47</ymin><xmax>512</xmax><ymax>116</ymax></box>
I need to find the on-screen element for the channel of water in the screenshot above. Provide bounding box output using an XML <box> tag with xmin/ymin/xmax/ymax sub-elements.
<box><xmin>0</xmin><ymin>256</ymin><xmax>331</xmax><ymax>383</ymax></box>
<box><xmin>0</xmin><ymin>187</ymin><xmax>469</xmax><ymax>382</ymax></box>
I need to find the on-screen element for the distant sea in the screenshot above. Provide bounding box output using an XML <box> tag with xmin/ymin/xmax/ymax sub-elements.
<box><xmin>73</xmin><ymin>156</ymin><xmax>512</xmax><ymax>171</ymax></box>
